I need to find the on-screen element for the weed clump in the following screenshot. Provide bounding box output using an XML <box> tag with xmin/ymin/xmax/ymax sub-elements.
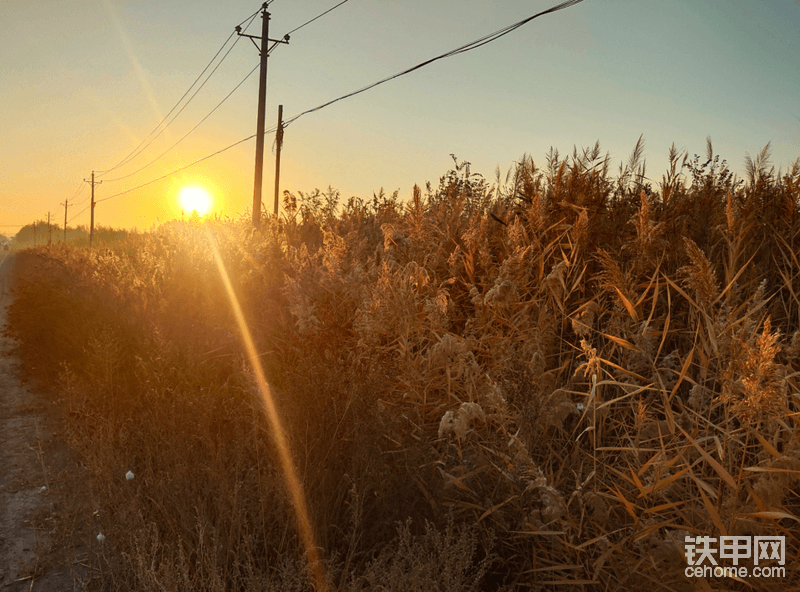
<box><xmin>6</xmin><ymin>140</ymin><xmax>800</xmax><ymax>590</ymax></box>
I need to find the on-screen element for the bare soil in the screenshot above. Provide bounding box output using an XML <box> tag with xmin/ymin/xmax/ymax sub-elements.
<box><xmin>0</xmin><ymin>252</ymin><xmax>89</xmax><ymax>591</ymax></box>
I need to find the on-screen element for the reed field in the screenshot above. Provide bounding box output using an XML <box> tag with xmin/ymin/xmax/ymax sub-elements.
<box><xmin>5</xmin><ymin>139</ymin><xmax>800</xmax><ymax>590</ymax></box>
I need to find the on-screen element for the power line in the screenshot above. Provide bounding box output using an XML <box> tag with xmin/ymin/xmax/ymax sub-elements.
<box><xmin>64</xmin><ymin>9</ymin><xmax>275</xmax><ymax>221</ymax></box>
<box><xmin>73</xmin><ymin>0</ymin><xmax>587</xmax><ymax>218</ymax></box>
<box><xmin>97</xmin><ymin>8</ymin><xmax>261</xmax><ymax>178</ymax></box>
<box><xmin>286</xmin><ymin>0</ymin><xmax>351</xmax><ymax>36</ymax></box>
<box><xmin>96</xmin><ymin>33</ymin><xmax>236</xmax><ymax>177</ymax></box>
<box><xmin>284</xmin><ymin>0</ymin><xmax>588</xmax><ymax>128</ymax></box>
<box><xmin>67</xmin><ymin>205</ymin><xmax>90</xmax><ymax>225</ymax></box>
<box><xmin>68</xmin><ymin>179</ymin><xmax>85</xmax><ymax>201</ymax></box>
<box><xmin>70</xmin><ymin>183</ymin><xmax>91</xmax><ymax>206</ymax></box>
<box><xmin>102</xmin><ymin>63</ymin><xmax>260</xmax><ymax>183</ymax></box>
<box><xmin>63</xmin><ymin>10</ymin><xmax>264</xmax><ymax>224</ymax></box>
<box><xmin>100</xmin><ymin>10</ymin><xmax>260</xmax><ymax>179</ymax></box>
<box><xmin>237</xmin><ymin>7</ymin><xmax>263</xmax><ymax>28</ymax></box>
<box><xmin>96</xmin><ymin>132</ymin><xmax>270</xmax><ymax>204</ymax></box>
<box><xmin>73</xmin><ymin>192</ymin><xmax>91</xmax><ymax>207</ymax></box>
<box><xmin>55</xmin><ymin>180</ymin><xmax>88</xmax><ymax>213</ymax></box>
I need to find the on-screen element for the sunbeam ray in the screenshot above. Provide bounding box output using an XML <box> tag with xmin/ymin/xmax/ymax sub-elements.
<box><xmin>101</xmin><ymin>0</ymin><xmax>166</xmax><ymax>126</ymax></box>
<box><xmin>206</xmin><ymin>227</ymin><xmax>328</xmax><ymax>592</ymax></box>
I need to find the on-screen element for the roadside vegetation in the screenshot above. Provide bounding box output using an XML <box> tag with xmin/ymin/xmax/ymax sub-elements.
<box><xmin>11</xmin><ymin>224</ymin><xmax>129</xmax><ymax>249</ymax></box>
<box><xmin>5</xmin><ymin>138</ymin><xmax>800</xmax><ymax>590</ymax></box>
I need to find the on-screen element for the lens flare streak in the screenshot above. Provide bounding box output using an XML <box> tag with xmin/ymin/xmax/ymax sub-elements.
<box><xmin>207</xmin><ymin>229</ymin><xmax>327</xmax><ymax>591</ymax></box>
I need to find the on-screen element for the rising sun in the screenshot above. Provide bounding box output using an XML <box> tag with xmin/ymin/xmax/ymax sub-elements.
<box><xmin>179</xmin><ymin>186</ymin><xmax>212</xmax><ymax>216</ymax></box>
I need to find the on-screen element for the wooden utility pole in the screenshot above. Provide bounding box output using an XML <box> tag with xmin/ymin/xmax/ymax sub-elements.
<box><xmin>273</xmin><ymin>104</ymin><xmax>283</xmax><ymax>216</ymax></box>
<box><xmin>47</xmin><ymin>211</ymin><xmax>52</xmax><ymax>246</ymax></box>
<box><xmin>62</xmin><ymin>198</ymin><xmax>68</xmax><ymax>242</ymax></box>
<box><xmin>236</xmin><ymin>4</ymin><xmax>289</xmax><ymax>228</ymax></box>
<box><xmin>84</xmin><ymin>171</ymin><xmax>101</xmax><ymax>247</ymax></box>
<box><xmin>252</xmin><ymin>5</ymin><xmax>269</xmax><ymax>228</ymax></box>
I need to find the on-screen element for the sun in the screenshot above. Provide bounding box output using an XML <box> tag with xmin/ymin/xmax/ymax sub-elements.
<box><xmin>179</xmin><ymin>186</ymin><xmax>212</xmax><ymax>216</ymax></box>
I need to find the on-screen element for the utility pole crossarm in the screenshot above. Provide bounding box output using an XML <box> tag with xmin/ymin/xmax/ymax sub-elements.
<box><xmin>235</xmin><ymin>29</ymin><xmax>289</xmax><ymax>45</ymax></box>
<box><xmin>265</xmin><ymin>35</ymin><xmax>290</xmax><ymax>54</ymax></box>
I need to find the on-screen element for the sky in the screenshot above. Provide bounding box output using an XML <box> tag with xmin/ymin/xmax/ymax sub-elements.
<box><xmin>1</xmin><ymin>0</ymin><xmax>799</xmax><ymax>234</ymax></box>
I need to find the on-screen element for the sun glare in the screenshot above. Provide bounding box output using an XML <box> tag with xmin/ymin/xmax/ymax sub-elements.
<box><xmin>179</xmin><ymin>186</ymin><xmax>212</xmax><ymax>216</ymax></box>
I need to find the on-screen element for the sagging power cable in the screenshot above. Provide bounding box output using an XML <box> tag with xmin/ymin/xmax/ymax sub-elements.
<box><xmin>97</xmin><ymin>8</ymin><xmax>261</xmax><ymax>177</ymax></box>
<box><xmin>102</xmin><ymin>63</ymin><xmax>260</xmax><ymax>183</ymax></box>
<box><xmin>283</xmin><ymin>0</ymin><xmax>588</xmax><ymax>128</ymax></box>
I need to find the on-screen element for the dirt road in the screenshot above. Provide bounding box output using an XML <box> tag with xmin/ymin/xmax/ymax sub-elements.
<box><xmin>0</xmin><ymin>251</ymin><xmax>83</xmax><ymax>590</ymax></box>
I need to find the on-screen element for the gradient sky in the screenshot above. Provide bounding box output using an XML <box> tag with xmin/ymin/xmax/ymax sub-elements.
<box><xmin>2</xmin><ymin>0</ymin><xmax>799</xmax><ymax>234</ymax></box>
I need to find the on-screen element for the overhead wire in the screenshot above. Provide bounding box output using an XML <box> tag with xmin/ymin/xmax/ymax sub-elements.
<box><xmin>283</xmin><ymin>0</ymin><xmax>588</xmax><ymax>127</ymax></box>
<box><xmin>102</xmin><ymin>62</ymin><xmax>260</xmax><ymax>183</ymax></box>
<box><xmin>59</xmin><ymin>183</ymin><xmax>90</xmax><ymax>225</ymax></box>
<box><xmin>65</xmin><ymin>7</ymin><xmax>264</xmax><ymax>224</ymax></box>
<box><xmin>70</xmin><ymin>1</ymin><xmax>353</xmax><ymax>213</ymax></box>
<box><xmin>97</xmin><ymin>7</ymin><xmax>261</xmax><ymax>178</ymax></box>
<box><xmin>67</xmin><ymin>205</ymin><xmax>90</xmax><ymax>225</ymax></box>
<box><xmin>285</xmin><ymin>0</ymin><xmax>350</xmax><ymax>36</ymax></box>
<box><xmin>237</xmin><ymin>7</ymin><xmax>263</xmax><ymax>27</ymax></box>
<box><xmin>98</xmin><ymin>0</ymin><xmax>338</xmax><ymax>185</ymax></box>
<box><xmin>72</xmin><ymin>193</ymin><xmax>91</xmax><ymax>208</ymax></box>
<box><xmin>71</xmin><ymin>179</ymin><xmax>91</xmax><ymax>203</ymax></box>
<box><xmin>96</xmin><ymin>34</ymin><xmax>236</xmax><ymax>177</ymax></box>
<box><xmin>96</xmin><ymin>131</ymin><xmax>274</xmax><ymax>204</ymax></box>
<box><xmin>67</xmin><ymin>179</ymin><xmax>85</xmax><ymax>201</ymax></box>
<box><xmin>58</xmin><ymin>181</ymin><xmax>89</xmax><ymax>214</ymax></box>
<box><xmin>76</xmin><ymin>0</ymin><xmax>587</xmax><ymax>215</ymax></box>
<box><xmin>101</xmin><ymin>10</ymin><xmax>260</xmax><ymax>178</ymax></box>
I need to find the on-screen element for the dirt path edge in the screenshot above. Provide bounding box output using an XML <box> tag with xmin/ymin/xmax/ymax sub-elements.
<box><xmin>0</xmin><ymin>251</ymin><xmax>87</xmax><ymax>591</ymax></box>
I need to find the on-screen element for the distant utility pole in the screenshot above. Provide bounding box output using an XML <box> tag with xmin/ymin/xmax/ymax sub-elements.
<box><xmin>237</xmin><ymin>2</ymin><xmax>289</xmax><ymax>228</ymax></box>
<box><xmin>84</xmin><ymin>171</ymin><xmax>102</xmax><ymax>247</ymax></box>
<box><xmin>33</xmin><ymin>221</ymin><xmax>37</xmax><ymax>246</ymax></box>
<box><xmin>47</xmin><ymin>211</ymin><xmax>52</xmax><ymax>246</ymax></box>
<box><xmin>273</xmin><ymin>104</ymin><xmax>283</xmax><ymax>216</ymax></box>
<box><xmin>62</xmin><ymin>198</ymin><xmax>68</xmax><ymax>242</ymax></box>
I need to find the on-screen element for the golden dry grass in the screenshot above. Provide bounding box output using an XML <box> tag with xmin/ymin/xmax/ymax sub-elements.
<box><xmin>5</xmin><ymin>140</ymin><xmax>800</xmax><ymax>590</ymax></box>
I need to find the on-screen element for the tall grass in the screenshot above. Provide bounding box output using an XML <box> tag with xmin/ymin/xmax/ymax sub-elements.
<box><xmin>5</xmin><ymin>139</ymin><xmax>800</xmax><ymax>590</ymax></box>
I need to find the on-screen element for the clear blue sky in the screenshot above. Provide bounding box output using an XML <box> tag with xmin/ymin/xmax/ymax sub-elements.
<box><xmin>1</xmin><ymin>0</ymin><xmax>799</xmax><ymax>232</ymax></box>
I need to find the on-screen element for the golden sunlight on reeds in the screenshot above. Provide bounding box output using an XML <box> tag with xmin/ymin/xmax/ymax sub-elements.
<box><xmin>5</xmin><ymin>139</ymin><xmax>800</xmax><ymax>590</ymax></box>
<box><xmin>206</xmin><ymin>227</ymin><xmax>328</xmax><ymax>592</ymax></box>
